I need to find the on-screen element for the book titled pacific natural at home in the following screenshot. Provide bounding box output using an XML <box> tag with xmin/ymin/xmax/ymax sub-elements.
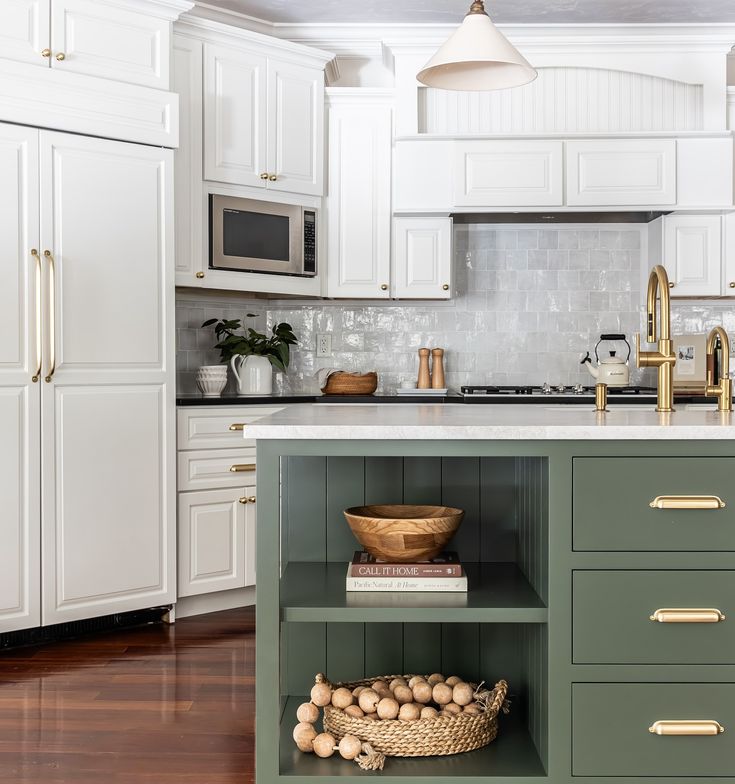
<box><xmin>348</xmin><ymin>550</ymin><xmax>462</xmax><ymax>578</ymax></box>
<box><xmin>345</xmin><ymin>565</ymin><xmax>468</xmax><ymax>592</ymax></box>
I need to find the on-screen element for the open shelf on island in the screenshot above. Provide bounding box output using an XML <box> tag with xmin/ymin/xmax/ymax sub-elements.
<box><xmin>279</xmin><ymin>562</ymin><xmax>547</xmax><ymax>623</ymax></box>
<box><xmin>279</xmin><ymin>696</ymin><xmax>546</xmax><ymax>780</ymax></box>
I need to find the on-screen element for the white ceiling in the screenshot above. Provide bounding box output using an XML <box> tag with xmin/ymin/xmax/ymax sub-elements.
<box><xmin>199</xmin><ymin>0</ymin><xmax>735</xmax><ymax>25</ymax></box>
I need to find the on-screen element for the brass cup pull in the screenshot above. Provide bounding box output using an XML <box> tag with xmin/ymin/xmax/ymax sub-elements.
<box><xmin>44</xmin><ymin>250</ymin><xmax>56</xmax><ymax>383</ymax></box>
<box><xmin>31</xmin><ymin>250</ymin><xmax>42</xmax><ymax>383</ymax></box>
<box><xmin>260</xmin><ymin>172</ymin><xmax>269</xmax><ymax>180</ymax></box>
<box><xmin>41</xmin><ymin>48</ymin><xmax>51</xmax><ymax>58</ymax></box>
<box><xmin>650</xmin><ymin>495</ymin><xmax>725</xmax><ymax>510</ymax></box>
<box><xmin>650</xmin><ymin>608</ymin><xmax>726</xmax><ymax>623</ymax></box>
<box><xmin>649</xmin><ymin>720</ymin><xmax>724</xmax><ymax>736</ymax></box>
<box><xmin>229</xmin><ymin>423</ymin><xmax>245</xmax><ymax>432</ymax></box>
<box><xmin>268</xmin><ymin>174</ymin><xmax>277</xmax><ymax>181</ymax></box>
<box><xmin>230</xmin><ymin>464</ymin><xmax>255</xmax><ymax>473</ymax></box>
<box><xmin>239</xmin><ymin>496</ymin><xmax>256</xmax><ymax>504</ymax></box>
<box><xmin>55</xmin><ymin>52</ymin><xmax>66</xmax><ymax>61</ymax></box>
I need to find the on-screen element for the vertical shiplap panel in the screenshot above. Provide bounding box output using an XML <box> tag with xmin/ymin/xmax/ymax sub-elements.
<box><xmin>403</xmin><ymin>457</ymin><xmax>442</xmax><ymax>505</ymax></box>
<box><xmin>365</xmin><ymin>624</ymin><xmax>403</xmax><ymax>677</ymax></box>
<box><xmin>480</xmin><ymin>624</ymin><xmax>522</xmax><ymax>696</ymax></box>
<box><xmin>441</xmin><ymin>458</ymin><xmax>481</xmax><ymax>561</ymax></box>
<box><xmin>286</xmin><ymin>457</ymin><xmax>327</xmax><ymax>562</ymax></box>
<box><xmin>441</xmin><ymin>623</ymin><xmax>480</xmax><ymax>683</ymax></box>
<box><xmin>403</xmin><ymin>623</ymin><xmax>441</xmax><ymax>676</ymax></box>
<box><xmin>285</xmin><ymin>622</ymin><xmax>326</xmax><ymax>695</ymax></box>
<box><xmin>480</xmin><ymin>458</ymin><xmax>518</xmax><ymax>563</ymax></box>
<box><xmin>327</xmin><ymin>623</ymin><xmax>365</xmax><ymax>683</ymax></box>
<box><xmin>364</xmin><ymin>457</ymin><xmax>403</xmax><ymax>504</ymax></box>
<box><xmin>326</xmin><ymin>456</ymin><xmax>365</xmax><ymax>562</ymax></box>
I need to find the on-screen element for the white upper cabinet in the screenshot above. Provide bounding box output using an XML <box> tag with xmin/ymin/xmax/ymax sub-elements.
<box><xmin>203</xmin><ymin>42</ymin><xmax>325</xmax><ymax>196</ymax></box>
<box><xmin>725</xmin><ymin>213</ymin><xmax>735</xmax><ymax>296</ymax></box>
<box><xmin>0</xmin><ymin>123</ymin><xmax>41</xmax><ymax>633</ymax></box>
<box><xmin>566</xmin><ymin>139</ymin><xmax>676</xmax><ymax>206</ymax></box>
<box><xmin>39</xmin><ymin>130</ymin><xmax>175</xmax><ymax>625</ymax></box>
<box><xmin>50</xmin><ymin>0</ymin><xmax>170</xmax><ymax>89</ymax></box>
<box><xmin>326</xmin><ymin>93</ymin><xmax>392</xmax><ymax>298</ymax></box>
<box><xmin>393</xmin><ymin>217</ymin><xmax>452</xmax><ymax>299</ymax></box>
<box><xmin>454</xmin><ymin>141</ymin><xmax>564</xmax><ymax>207</ymax></box>
<box><xmin>0</xmin><ymin>0</ymin><xmax>50</xmax><ymax>67</ymax></box>
<box><xmin>203</xmin><ymin>43</ymin><xmax>267</xmax><ymax>188</ymax></box>
<box><xmin>0</xmin><ymin>0</ymin><xmax>185</xmax><ymax>89</ymax></box>
<box><xmin>661</xmin><ymin>214</ymin><xmax>722</xmax><ymax>297</ymax></box>
<box><xmin>267</xmin><ymin>59</ymin><xmax>323</xmax><ymax>196</ymax></box>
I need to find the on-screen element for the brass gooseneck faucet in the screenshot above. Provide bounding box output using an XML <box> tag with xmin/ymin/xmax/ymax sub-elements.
<box><xmin>705</xmin><ymin>326</ymin><xmax>733</xmax><ymax>413</ymax></box>
<box><xmin>636</xmin><ymin>265</ymin><xmax>676</xmax><ymax>412</ymax></box>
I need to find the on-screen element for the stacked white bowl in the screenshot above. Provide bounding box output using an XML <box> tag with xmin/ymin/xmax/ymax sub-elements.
<box><xmin>196</xmin><ymin>365</ymin><xmax>228</xmax><ymax>397</ymax></box>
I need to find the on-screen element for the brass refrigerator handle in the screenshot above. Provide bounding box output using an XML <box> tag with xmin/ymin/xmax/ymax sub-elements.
<box><xmin>650</xmin><ymin>608</ymin><xmax>726</xmax><ymax>623</ymax></box>
<box><xmin>43</xmin><ymin>250</ymin><xmax>56</xmax><ymax>383</ymax></box>
<box><xmin>31</xmin><ymin>249</ymin><xmax>42</xmax><ymax>382</ymax></box>
<box><xmin>649</xmin><ymin>495</ymin><xmax>725</xmax><ymax>510</ymax></box>
<box><xmin>649</xmin><ymin>720</ymin><xmax>724</xmax><ymax>736</ymax></box>
<box><xmin>230</xmin><ymin>464</ymin><xmax>256</xmax><ymax>473</ymax></box>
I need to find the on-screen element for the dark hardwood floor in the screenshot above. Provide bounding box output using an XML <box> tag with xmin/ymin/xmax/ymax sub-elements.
<box><xmin>0</xmin><ymin>608</ymin><xmax>255</xmax><ymax>784</ymax></box>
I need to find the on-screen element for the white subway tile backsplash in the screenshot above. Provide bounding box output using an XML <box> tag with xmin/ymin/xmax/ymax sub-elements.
<box><xmin>175</xmin><ymin>224</ymin><xmax>731</xmax><ymax>395</ymax></box>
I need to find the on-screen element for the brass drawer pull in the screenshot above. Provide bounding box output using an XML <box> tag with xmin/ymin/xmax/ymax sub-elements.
<box><xmin>230</xmin><ymin>464</ymin><xmax>255</xmax><ymax>473</ymax></box>
<box><xmin>650</xmin><ymin>495</ymin><xmax>726</xmax><ymax>510</ymax></box>
<box><xmin>229</xmin><ymin>423</ymin><xmax>245</xmax><ymax>431</ymax></box>
<box><xmin>649</xmin><ymin>720</ymin><xmax>724</xmax><ymax>736</ymax></box>
<box><xmin>650</xmin><ymin>608</ymin><xmax>726</xmax><ymax>623</ymax></box>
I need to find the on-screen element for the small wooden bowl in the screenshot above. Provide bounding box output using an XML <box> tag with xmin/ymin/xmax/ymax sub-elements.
<box><xmin>321</xmin><ymin>371</ymin><xmax>378</xmax><ymax>396</ymax></box>
<box><xmin>343</xmin><ymin>505</ymin><xmax>464</xmax><ymax>562</ymax></box>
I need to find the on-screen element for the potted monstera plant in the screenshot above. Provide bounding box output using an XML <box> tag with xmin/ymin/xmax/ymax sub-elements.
<box><xmin>201</xmin><ymin>316</ymin><xmax>298</xmax><ymax>396</ymax></box>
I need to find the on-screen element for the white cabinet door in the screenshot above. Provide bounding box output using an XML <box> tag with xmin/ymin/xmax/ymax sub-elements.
<box><xmin>266</xmin><ymin>59</ymin><xmax>323</xmax><ymax>196</ymax></box>
<box><xmin>39</xmin><ymin>131</ymin><xmax>175</xmax><ymax>625</ymax></box>
<box><xmin>326</xmin><ymin>97</ymin><xmax>392</xmax><ymax>298</ymax></box>
<box><xmin>50</xmin><ymin>0</ymin><xmax>169</xmax><ymax>88</ymax></box>
<box><xmin>724</xmin><ymin>213</ymin><xmax>735</xmax><ymax>296</ymax></box>
<box><xmin>664</xmin><ymin>214</ymin><xmax>722</xmax><ymax>297</ymax></box>
<box><xmin>393</xmin><ymin>217</ymin><xmax>452</xmax><ymax>300</ymax></box>
<box><xmin>178</xmin><ymin>487</ymin><xmax>254</xmax><ymax>597</ymax></box>
<box><xmin>0</xmin><ymin>0</ymin><xmax>50</xmax><ymax>67</ymax></box>
<box><xmin>173</xmin><ymin>34</ymin><xmax>204</xmax><ymax>285</ymax></box>
<box><xmin>0</xmin><ymin>124</ymin><xmax>41</xmax><ymax>633</ymax></box>
<box><xmin>454</xmin><ymin>141</ymin><xmax>563</xmax><ymax>207</ymax></box>
<box><xmin>203</xmin><ymin>43</ymin><xmax>267</xmax><ymax>188</ymax></box>
<box><xmin>566</xmin><ymin>140</ymin><xmax>676</xmax><ymax>206</ymax></box>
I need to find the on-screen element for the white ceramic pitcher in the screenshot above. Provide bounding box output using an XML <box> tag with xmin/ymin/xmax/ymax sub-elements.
<box><xmin>230</xmin><ymin>354</ymin><xmax>273</xmax><ymax>396</ymax></box>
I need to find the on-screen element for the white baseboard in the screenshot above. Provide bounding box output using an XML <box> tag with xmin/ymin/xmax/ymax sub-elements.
<box><xmin>174</xmin><ymin>586</ymin><xmax>256</xmax><ymax>619</ymax></box>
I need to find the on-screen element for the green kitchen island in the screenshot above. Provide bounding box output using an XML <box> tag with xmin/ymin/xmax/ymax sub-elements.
<box><xmin>249</xmin><ymin>403</ymin><xmax>735</xmax><ymax>784</ymax></box>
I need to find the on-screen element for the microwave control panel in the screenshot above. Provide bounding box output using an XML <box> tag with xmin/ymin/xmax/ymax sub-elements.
<box><xmin>304</xmin><ymin>211</ymin><xmax>317</xmax><ymax>275</ymax></box>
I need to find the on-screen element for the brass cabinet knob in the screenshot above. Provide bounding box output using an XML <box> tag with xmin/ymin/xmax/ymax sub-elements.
<box><xmin>248</xmin><ymin>496</ymin><xmax>256</xmax><ymax>504</ymax></box>
<box><xmin>268</xmin><ymin>174</ymin><xmax>277</xmax><ymax>181</ymax></box>
<box><xmin>730</xmin><ymin>282</ymin><xmax>735</xmax><ymax>289</ymax></box>
<box><xmin>260</xmin><ymin>172</ymin><xmax>269</xmax><ymax>180</ymax></box>
<box><xmin>41</xmin><ymin>48</ymin><xmax>51</xmax><ymax>58</ymax></box>
<box><xmin>238</xmin><ymin>496</ymin><xmax>256</xmax><ymax>504</ymax></box>
<box><xmin>380</xmin><ymin>284</ymin><xmax>388</xmax><ymax>291</ymax></box>
<box><xmin>669</xmin><ymin>281</ymin><xmax>675</xmax><ymax>288</ymax></box>
<box><xmin>55</xmin><ymin>52</ymin><xmax>66</xmax><ymax>61</ymax></box>
<box><xmin>195</xmin><ymin>271</ymin><xmax>205</xmax><ymax>279</ymax></box>
<box><xmin>442</xmin><ymin>284</ymin><xmax>450</xmax><ymax>291</ymax></box>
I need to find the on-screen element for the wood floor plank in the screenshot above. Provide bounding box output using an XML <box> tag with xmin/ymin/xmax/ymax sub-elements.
<box><xmin>0</xmin><ymin>608</ymin><xmax>255</xmax><ymax>783</ymax></box>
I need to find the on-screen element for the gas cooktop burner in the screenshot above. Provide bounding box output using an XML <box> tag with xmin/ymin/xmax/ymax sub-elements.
<box><xmin>460</xmin><ymin>384</ymin><xmax>657</xmax><ymax>397</ymax></box>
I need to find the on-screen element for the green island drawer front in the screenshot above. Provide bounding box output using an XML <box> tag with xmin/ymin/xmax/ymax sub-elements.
<box><xmin>573</xmin><ymin>457</ymin><xmax>735</xmax><ymax>551</ymax></box>
<box><xmin>573</xmin><ymin>683</ymin><xmax>735</xmax><ymax>777</ymax></box>
<box><xmin>573</xmin><ymin>571</ymin><xmax>734</xmax><ymax>664</ymax></box>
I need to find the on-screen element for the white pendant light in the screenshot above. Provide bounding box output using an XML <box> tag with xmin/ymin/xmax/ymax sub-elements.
<box><xmin>417</xmin><ymin>1</ymin><xmax>537</xmax><ymax>91</ymax></box>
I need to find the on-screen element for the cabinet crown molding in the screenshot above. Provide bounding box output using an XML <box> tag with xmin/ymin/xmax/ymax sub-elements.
<box><xmin>97</xmin><ymin>0</ymin><xmax>195</xmax><ymax>21</ymax></box>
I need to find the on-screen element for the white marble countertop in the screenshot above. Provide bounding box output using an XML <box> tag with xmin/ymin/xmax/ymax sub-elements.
<box><xmin>247</xmin><ymin>403</ymin><xmax>735</xmax><ymax>440</ymax></box>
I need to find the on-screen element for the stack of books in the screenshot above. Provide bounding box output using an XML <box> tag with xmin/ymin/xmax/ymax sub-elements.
<box><xmin>345</xmin><ymin>551</ymin><xmax>467</xmax><ymax>592</ymax></box>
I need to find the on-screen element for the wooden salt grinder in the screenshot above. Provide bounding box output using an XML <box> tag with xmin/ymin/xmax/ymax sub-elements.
<box><xmin>431</xmin><ymin>348</ymin><xmax>445</xmax><ymax>389</ymax></box>
<box><xmin>417</xmin><ymin>348</ymin><xmax>431</xmax><ymax>389</ymax></box>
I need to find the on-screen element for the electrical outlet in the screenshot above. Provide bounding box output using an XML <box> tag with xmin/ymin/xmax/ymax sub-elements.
<box><xmin>316</xmin><ymin>333</ymin><xmax>332</xmax><ymax>358</ymax></box>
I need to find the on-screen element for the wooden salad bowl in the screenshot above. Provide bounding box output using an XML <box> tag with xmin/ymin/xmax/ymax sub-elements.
<box><xmin>343</xmin><ymin>504</ymin><xmax>464</xmax><ymax>562</ymax></box>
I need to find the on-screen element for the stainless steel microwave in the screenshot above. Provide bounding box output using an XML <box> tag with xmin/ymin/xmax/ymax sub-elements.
<box><xmin>209</xmin><ymin>195</ymin><xmax>317</xmax><ymax>277</ymax></box>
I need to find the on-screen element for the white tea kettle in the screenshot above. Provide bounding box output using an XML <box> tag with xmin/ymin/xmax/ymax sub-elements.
<box><xmin>581</xmin><ymin>334</ymin><xmax>631</xmax><ymax>387</ymax></box>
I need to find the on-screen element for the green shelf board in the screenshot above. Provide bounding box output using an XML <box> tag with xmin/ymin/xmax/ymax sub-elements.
<box><xmin>279</xmin><ymin>696</ymin><xmax>546</xmax><ymax>781</ymax></box>
<box><xmin>279</xmin><ymin>563</ymin><xmax>547</xmax><ymax>623</ymax></box>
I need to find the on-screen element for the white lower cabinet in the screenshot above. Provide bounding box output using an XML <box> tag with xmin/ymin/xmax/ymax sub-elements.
<box><xmin>0</xmin><ymin>121</ymin><xmax>175</xmax><ymax>633</ymax></box>
<box><xmin>178</xmin><ymin>487</ymin><xmax>255</xmax><ymax>598</ymax></box>
<box><xmin>650</xmin><ymin>214</ymin><xmax>724</xmax><ymax>298</ymax></box>
<box><xmin>393</xmin><ymin>217</ymin><xmax>452</xmax><ymax>299</ymax></box>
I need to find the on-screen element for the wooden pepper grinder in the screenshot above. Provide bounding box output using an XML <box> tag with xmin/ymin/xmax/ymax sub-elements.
<box><xmin>417</xmin><ymin>348</ymin><xmax>431</xmax><ymax>389</ymax></box>
<box><xmin>431</xmin><ymin>348</ymin><xmax>445</xmax><ymax>389</ymax></box>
